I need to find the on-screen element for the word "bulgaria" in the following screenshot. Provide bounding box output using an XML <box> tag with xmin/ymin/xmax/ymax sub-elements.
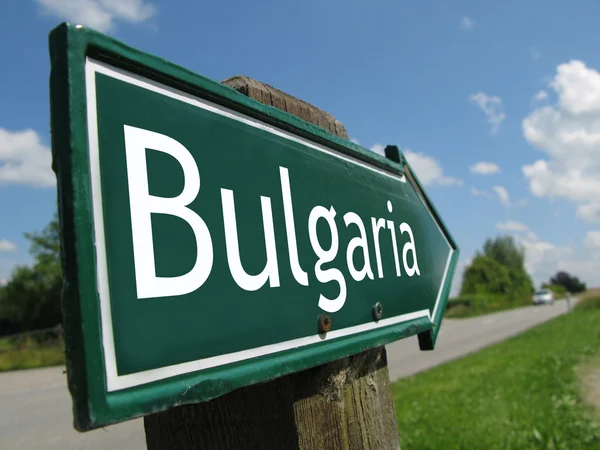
<box><xmin>123</xmin><ymin>125</ymin><xmax>420</xmax><ymax>313</ymax></box>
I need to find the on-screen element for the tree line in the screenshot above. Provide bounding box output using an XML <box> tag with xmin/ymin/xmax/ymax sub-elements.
<box><xmin>0</xmin><ymin>217</ymin><xmax>62</xmax><ymax>335</ymax></box>
<box><xmin>459</xmin><ymin>235</ymin><xmax>586</xmax><ymax>302</ymax></box>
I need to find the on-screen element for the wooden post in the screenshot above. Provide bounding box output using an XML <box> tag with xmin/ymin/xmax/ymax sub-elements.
<box><xmin>143</xmin><ymin>76</ymin><xmax>401</xmax><ymax>450</ymax></box>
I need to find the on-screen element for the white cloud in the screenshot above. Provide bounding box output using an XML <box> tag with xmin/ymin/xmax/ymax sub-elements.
<box><xmin>368</xmin><ymin>145</ymin><xmax>462</xmax><ymax>187</ymax></box>
<box><xmin>472</xmin><ymin>185</ymin><xmax>518</xmax><ymax>208</ymax></box>
<box><xmin>502</xmin><ymin>229</ymin><xmax>600</xmax><ymax>289</ymax></box>
<box><xmin>533</xmin><ymin>90</ymin><xmax>548</xmax><ymax>102</ymax></box>
<box><xmin>36</xmin><ymin>0</ymin><xmax>156</xmax><ymax>32</ymax></box>
<box><xmin>584</xmin><ymin>231</ymin><xmax>600</xmax><ymax>249</ymax></box>
<box><xmin>490</xmin><ymin>224</ymin><xmax>569</xmax><ymax>287</ymax></box>
<box><xmin>529</xmin><ymin>46</ymin><xmax>542</xmax><ymax>60</ymax></box>
<box><xmin>577</xmin><ymin>202</ymin><xmax>600</xmax><ymax>223</ymax></box>
<box><xmin>552</xmin><ymin>60</ymin><xmax>600</xmax><ymax>114</ymax></box>
<box><xmin>520</xmin><ymin>237</ymin><xmax>572</xmax><ymax>286</ymax></box>
<box><xmin>492</xmin><ymin>185</ymin><xmax>510</xmax><ymax>206</ymax></box>
<box><xmin>496</xmin><ymin>220</ymin><xmax>528</xmax><ymax>232</ymax></box>
<box><xmin>450</xmin><ymin>257</ymin><xmax>472</xmax><ymax>297</ymax></box>
<box><xmin>0</xmin><ymin>240</ymin><xmax>17</xmax><ymax>253</ymax></box>
<box><xmin>494</xmin><ymin>220</ymin><xmax>537</xmax><ymax>241</ymax></box>
<box><xmin>403</xmin><ymin>150</ymin><xmax>462</xmax><ymax>186</ymax></box>
<box><xmin>522</xmin><ymin>60</ymin><xmax>600</xmax><ymax>222</ymax></box>
<box><xmin>470</xmin><ymin>161</ymin><xmax>500</xmax><ymax>175</ymax></box>
<box><xmin>350</xmin><ymin>138</ymin><xmax>360</xmax><ymax>145</ymax></box>
<box><xmin>370</xmin><ymin>144</ymin><xmax>385</xmax><ymax>156</ymax></box>
<box><xmin>469</xmin><ymin>92</ymin><xmax>506</xmax><ymax>134</ymax></box>
<box><xmin>482</xmin><ymin>220</ymin><xmax>579</xmax><ymax>287</ymax></box>
<box><xmin>0</xmin><ymin>128</ymin><xmax>55</xmax><ymax>187</ymax></box>
<box><xmin>518</xmin><ymin>232</ymin><xmax>600</xmax><ymax>289</ymax></box>
<box><xmin>516</xmin><ymin>199</ymin><xmax>529</xmax><ymax>207</ymax></box>
<box><xmin>460</xmin><ymin>16</ymin><xmax>475</xmax><ymax>30</ymax></box>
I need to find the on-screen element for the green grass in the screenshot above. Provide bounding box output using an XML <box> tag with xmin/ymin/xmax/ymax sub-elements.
<box><xmin>0</xmin><ymin>337</ymin><xmax>12</xmax><ymax>349</ymax></box>
<box><xmin>0</xmin><ymin>342</ymin><xmax>65</xmax><ymax>371</ymax></box>
<box><xmin>394</xmin><ymin>310</ymin><xmax>600</xmax><ymax>449</ymax></box>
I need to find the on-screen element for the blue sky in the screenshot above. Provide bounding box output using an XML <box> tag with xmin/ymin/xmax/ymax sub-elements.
<box><xmin>1</xmin><ymin>0</ymin><xmax>600</xmax><ymax>293</ymax></box>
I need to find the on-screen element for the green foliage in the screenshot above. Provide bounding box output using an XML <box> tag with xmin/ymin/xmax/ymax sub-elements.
<box><xmin>460</xmin><ymin>256</ymin><xmax>512</xmax><ymax>295</ymax></box>
<box><xmin>0</xmin><ymin>329</ymin><xmax>64</xmax><ymax>371</ymax></box>
<box><xmin>481</xmin><ymin>235</ymin><xmax>525</xmax><ymax>270</ymax></box>
<box><xmin>542</xmin><ymin>283</ymin><xmax>567</xmax><ymax>297</ymax></box>
<box><xmin>394</xmin><ymin>311</ymin><xmax>600</xmax><ymax>449</ymax></box>
<box><xmin>507</xmin><ymin>267</ymin><xmax>534</xmax><ymax>298</ymax></box>
<box><xmin>0</xmin><ymin>343</ymin><xmax>65</xmax><ymax>371</ymax></box>
<box><xmin>446</xmin><ymin>297</ymin><xmax>477</xmax><ymax>309</ymax></box>
<box><xmin>550</xmin><ymin>271</ymin><xmax>587</xmax><ymax>294</ymax></box>
<box><xmin>460</xmin><ymin>235</ymin><xmax>533</xmax><ymax>300</ymax></box>
<box><xmin>0</xmin><ymin>216</ymin><xmax>62</xmax><ymax>333</ymax></box>
<box><xmin>445</xmin><ymin>294</ymin><xmax>532</xmax><ymax>318</ymax></box>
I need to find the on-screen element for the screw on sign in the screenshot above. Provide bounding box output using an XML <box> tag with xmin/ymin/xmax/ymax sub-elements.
<box><xmin>373</xmin><ymin>302</ymin><xmax>384</xmax><ymax>321</ymax></box>
<box><xmin>318</xmin><ymin>314</ymin><xmax>332</xmax><ymax>334</ymax></box>
<box><xmin>49</xmin><ymin>22</ymin><xmax>458</xmax><ymax>448</ymax></box>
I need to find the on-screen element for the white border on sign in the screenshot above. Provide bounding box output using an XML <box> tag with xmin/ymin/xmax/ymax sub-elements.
<box><xmin>84</xmin><ymin>58</ymin><xmax>454</xmax><ymax>392</ymax></box>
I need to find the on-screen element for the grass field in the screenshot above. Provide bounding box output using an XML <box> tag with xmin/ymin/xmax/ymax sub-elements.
<box><xmin>0</xmin><ymin>346</ymin><xmax>65</xmax><ymax>371</ymax></box>
<box><xmin>0</xmin><ymin>337</ymin><xmax>12</xmax><ymax>349</ymax></box>
<box><xmin>575</xmin><ymin>289</ymin><xmax>600</xmax><ymax>310</ymax></box>
<box><xmin>0</xmin><ymin>335</ymin><xmax>65</xmax><ymax>372</ymax></box>
<box><xmin>393</xmin><ymin>309</ymin><xmax>600</xmax><ymax>449</ymax></box>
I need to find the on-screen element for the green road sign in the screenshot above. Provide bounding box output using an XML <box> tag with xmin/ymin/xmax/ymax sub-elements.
<box><xmin>49</xmin><ymin>23</ymin><xmax>458</xmax><ymax>431</ymax></box>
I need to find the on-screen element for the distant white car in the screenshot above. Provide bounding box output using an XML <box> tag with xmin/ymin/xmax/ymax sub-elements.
<box><xmin>533</xmin><ymin>289</ymin><xmax>554</xmax><ymax>305</ymax></box>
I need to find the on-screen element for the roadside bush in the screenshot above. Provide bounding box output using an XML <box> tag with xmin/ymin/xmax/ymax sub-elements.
<box><xmin>445</xmin><ymin>304</ymin><xmax>473</xmax><ymax>318</ymax></box>
<box><xmin>460</xmin><ymin>236</ymin><xmax>534</xmax><ymax>300</ymax></box>
<box><xmin>446</xmin><ymin>297</ymin><xmax>476</xmax><ymax>309</ymax></box>
<box><xmin>446</xmin><ymin>296</ymin><xmax>485</xmax><ymax>317</ymax></box>
<box><xmin>445</xmin><ymin>293</ymin><xmax>533</xmax><ymax>318</ymax></box>
<box><xmin>507</xmin><ymin>267</ymin><xmax>534</xmax><ymax>298</ymax></box>
<box><xmin>460</xmin><ymin>256</ymin><xmax>512</xmax><ymax>295</ymax></box>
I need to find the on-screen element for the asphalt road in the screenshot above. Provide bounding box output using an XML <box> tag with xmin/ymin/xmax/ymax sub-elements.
<box><xmin>387</xmin><ymin>299</ymin><xmax>574</xmax><ymax>379</ymax></box>
<box><xmin>0</xmin><ymin>300</ymin><xmax>573</xmax><ymax>450</ymax></box>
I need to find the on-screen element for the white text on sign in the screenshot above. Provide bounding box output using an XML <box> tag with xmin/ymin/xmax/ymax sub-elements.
<box><xmin>123</xmin><ymin>125</ymin><xmax>420</xmax><ymax>313</ymax></box>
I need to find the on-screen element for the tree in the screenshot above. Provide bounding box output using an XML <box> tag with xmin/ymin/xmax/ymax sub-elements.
<box><xmin>507</xmin><ymin>266</ymin><xmax>535</xmax><ymax>298</ymax></box>
<box><xmin>0</xmin><ymin>216</ymin><xmax>62</xmax><ymax>332</ymax></box>
<box><xmin>461</xmin><ymin>235</ymin><xmax>534</xmax><ymax>299</ymax></box>
<box><xmin>480</xmin><ymin>235</ymin><xmax>525</xmax><ymax>271</ymax></box>
<box><xmin>549</xmin><ymin>271</ymin><xmax>586</xmax><ymax>294</ymax></box>
<box><xmin>460</xmin><ymin>256</ymin><xmax>512</xmax><ymax>295</ymax></box>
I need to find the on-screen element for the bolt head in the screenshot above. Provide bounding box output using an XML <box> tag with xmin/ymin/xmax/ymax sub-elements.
<box><xmin>373</xmin><ymin>302</ymin><xmax>383</xmax><ymax>321</ymax></box>
<box><xmin>318</xmin><ymin>314</ymin><xmax>332</xmax><ymax>333</ymax></box>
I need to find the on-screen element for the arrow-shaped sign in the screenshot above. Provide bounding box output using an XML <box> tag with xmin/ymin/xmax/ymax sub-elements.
<box><xmin>50</xmin><ymin>23</ymin><xmax>458</xmax><ymax>430</ymax></box>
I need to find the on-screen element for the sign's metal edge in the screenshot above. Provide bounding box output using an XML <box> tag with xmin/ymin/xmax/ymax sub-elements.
<box><xmin>49</xmin><ymin>24</ymin><xmax>95</xmax><ymax>432</ymax></box>
<box><xmin>401</xmin><ymin>163</ymin><xmax>460</xmax><ymax>350</ymax></box>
